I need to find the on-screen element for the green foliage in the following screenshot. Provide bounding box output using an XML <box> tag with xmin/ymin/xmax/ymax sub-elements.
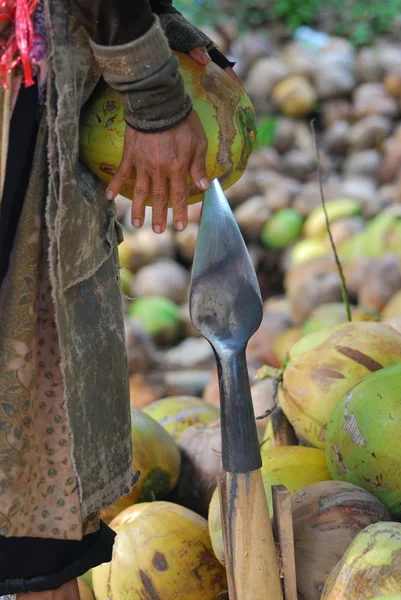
<box><xmin>175</xmin><ymin>0</ymin><xmax>401</xmax><ymax>46</ymax></box>
<box><xmin>253</xmin><ymin>117</ymin><xmax>277</xmax><ymax>149</ymax></box>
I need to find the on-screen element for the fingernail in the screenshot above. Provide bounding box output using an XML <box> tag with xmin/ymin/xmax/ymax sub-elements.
<box><xmin>133</xmin><ymin>218</ymin><xmax>142</xmax><ymax>228</ymax></box>
<box><xmin>176</xmin><ymin>221</ymin><xmax>184</xmax><ymax>231</ymax></box>
<box><xmin>201</xmin><ymin>51</ymin><xmax>211</xmax><ymax>63</ymax></box>
<box><xmin>153</xmin><ymin>225</ymin><xmax>162</xmax><ymax>234</ymax></box>
<box><xmin>200</xmin><ymin>178</ymin><xmax>210</xmax><ymax>190</ymax></box>
<box><xmin>107</xmin><ymin>190</ymin><xmax>114</xmax><ymax>200</ymax></box>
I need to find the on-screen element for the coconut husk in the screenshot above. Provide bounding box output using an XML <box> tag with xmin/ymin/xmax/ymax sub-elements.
<box><xmin>247</xmin><ymin>311</ymin><xmax>293</xmax><ymax>365</ymax></box>
<box><xmin>129</xmin><ymin>374</ymin><xmax>161</xmax><ymax>409</ymax></box>
<box><xmin>358</xmin><ymin>254</ymin><xmax>401</xmax><ymax>311</ymax></box>
<box><xmin>292</xmin><ymin>481</ymin><xmax>390</xmax><ymax>600</ymax></box>
<box><xmin>177</xmin><ymin>420</ymin><xmax>222</xmax><ymax>516</ymax></box>
<box><xmin>285</xmin><ymin>257</ymin><xmax>342</xmax><ymax>324</ymax></box>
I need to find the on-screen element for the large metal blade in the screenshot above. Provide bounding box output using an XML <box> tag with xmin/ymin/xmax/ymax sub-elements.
<box><xmin>189</xmin><ymin>179</ymin><xmax>263</xmax><ymax>473</ymax></box>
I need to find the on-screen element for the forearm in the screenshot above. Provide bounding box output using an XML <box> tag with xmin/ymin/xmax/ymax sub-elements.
<box><xmin>71</xmin><ymin>0</ymin><xmax>233</xmax><ymax>131</ymax></box>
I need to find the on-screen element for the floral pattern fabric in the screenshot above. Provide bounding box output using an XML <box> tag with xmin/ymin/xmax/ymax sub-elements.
<box><xmin>0</xmin><ymin>119</ymin><xmax>99</xmax><ymax>539</ymax></box>
<box><xmin>0</xmin><ymin>0</ymin><xmax>133</xmax><ymax>540</ymax></box>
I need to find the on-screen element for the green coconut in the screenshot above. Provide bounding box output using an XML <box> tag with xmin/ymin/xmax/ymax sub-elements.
<box><xmin>100</xmin><ymin>409</ymin><xmax>181</xmax><ymax>523</ymax></box>
<box><xmin>127</xmin><ymin>295</ymin><xmax>182</xmax><ymax>344</ymax></box>
<box><xmin>119</xmin><ymin>266</ymin><xmax>134</xmax><ymax>297</ymax></box>
<box><xmin>260</xmin><ymin>209</ymin><xmax>304</xmax><ymax>250</ymax></box>
<box><xmin>80</xmin><ymin>571</ymin><xmax>93</xmax><ymax>592</ymax></box>
<box><xmin>291</xmin><ymin>237</ymin><xmax>329</xmax><ymax>265</ymax></box>
<box><xmin>326</xmin><ymin>364</ymin><xmax>401</xmax><ymax>518</ymax></box>
<box><xmin>322</xmin><ymin>523</ymin><xmax>401</xmax><ymax>599</ymax></box>
<box><xmin>339</xmin><ymin>212</ymin><xmax>401</xmax><ymax>262</ymax></box>
<box><xmin>279</xmin><ymin>321</ymin><xmax>401</xmax><ymax>448</ymax></box>
<box><xmin>302</xmin><ymin>303</ymin><xmax>378</xmax><ymax>336</ymax></box>
<box><xmin>80</xmin><ymin>52</ymin><xmax>256</xmax><ymax>205</ymax></box>
<box><xmin>284</xmin><ymin>326</ymin><xmax>337</xmax><ymax>364</ymax></box>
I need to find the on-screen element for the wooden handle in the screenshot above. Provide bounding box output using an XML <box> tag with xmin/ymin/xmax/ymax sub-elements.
<box><xmin>272</xmin><ymin>485</ymin><xmax>297</xmax><ymax>600</ymax></box>
<box><xmin>218</xmin><ymin>470</ymin><xmax>282</xmax><ymax>600</ymax></box>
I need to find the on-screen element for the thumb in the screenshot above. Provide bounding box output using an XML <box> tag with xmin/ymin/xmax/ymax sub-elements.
<box><xmin>106</xmin><ymin>158</ymin><xmax>132</xmax><ymax>201</ymax></box>
<box><xmin>189</xmin><ymin>46</ymin><xmax>211</xmax><ymax>66</ymax></box>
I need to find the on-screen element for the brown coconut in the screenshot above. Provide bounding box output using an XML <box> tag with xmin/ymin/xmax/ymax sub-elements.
<box><xmin>264</xmin><ymin>177</ymin><xmax>301</xmax><ymax>212</ymax></box>
<box><xmin>247</xmin><ymin>311</ymin><xmax>292</xmax><ymax>366</ymax></box>
<box><xmin>131</xmin><ymin>259</ymin><xmax>189</xmax><ymax>304</ymax></box>
<box><xmin>384</xmin><ymin>68</ymin><xmax>401</xmax><ymax>98</ymax></box>
<box><xmin>285</xmin><ymin>257</ymin><xmax>342</xmax><ymax>323</ymax></box>
<box><xmin>281</xmin><ymin>149</ymin><xmax>316</xmax><ymax>182</ymax></box>
<box><xmin>129</xmin><ymin>374</ymin><xmax>161</xmax><ymax>409</ymax></box>
<box><xmin>118</xmin><ymin>227</ymin><xmax>176</xmax><ymax>273</ymax></box>
<box><xmin>322</xmin><ymin>100</ymin><xmax>352</xmax><ymax>127</ymax></box>
<box><xmin>251</xmin><ymin>377</ymin><xmax>278</xmax><ymax>439</ymax></box>
<box><xmin>292</xmin><ymin>480</ymin><xmax>391</xmax><ymax>600</ymax></box>
<box><xmin>358</xmin><ymin>254</ymin><xmax>401</xmax><ymax>311</ymax></box>
<box><xmin>349</xmin><ymin>115</ymin><xmax>392</xmax><ymax>152</ymax></box>
<box><xmin>273</xmin><ymin>116</ymin><xmax>296</xmax><ymax>153</ymax></box>
<box><xmin>324</xmin><ymin>120</ymin><xmax>350</xmax><ymax>156</ymax></box>
<box><xmin>233</xmin><ymin>195</ymin><xmax>271</xmax><ymax>240</ymax></box>
<box><xmin>343</xmin><ymin>256</ymin><xmax>376</xmax><ymax>298</ymax></box>
<box><xmin>176</xmin><ymin>420</ymin><xmax>222</xmax><ymax>516</ymax></box>
<box><xmin>124</xmin><ymin>321</ymin><xmax>157</xmax><ymax>375</ymax></box>
<box><xmin>246</xmin><ymin>147</ymin><xmax>281</xmax><ymax>171</ymax></box>
<box><xmin>352</xmin><ymin>83</ymin><xmax>399</xmax><ymax>120</ymax></box>
<box><xmin>272</xmin><ymin>75</ymin><xmax>317</xmax><ymax>117</ymax></box>
<box><xmin>202</xmin><ymin>360</ymin><xmax>275</xmax><ymax>442</ymax></box>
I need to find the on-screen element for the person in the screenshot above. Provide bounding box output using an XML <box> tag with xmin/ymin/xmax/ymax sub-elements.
<box><xmin>0</xmin><ymin>0</ymin><xmax>241</xmax><ymax>598</ymax></box>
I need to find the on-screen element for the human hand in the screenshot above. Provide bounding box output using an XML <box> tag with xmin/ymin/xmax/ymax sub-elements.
<box><xmin>106</xmin><ymin>111</ymin><xmax>209</xmax><ymax>234</ymax></box>
<box><xmin>189</xmin><ymin>46</ymin><xmax>245</xmax><ymax>90</ymax></box>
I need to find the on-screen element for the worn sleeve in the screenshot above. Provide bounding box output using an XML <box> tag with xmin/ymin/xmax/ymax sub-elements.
<box><xmin>89</xmin><ymin>15</ymin><xmax>192</xmax><ymax>132</ymax></box>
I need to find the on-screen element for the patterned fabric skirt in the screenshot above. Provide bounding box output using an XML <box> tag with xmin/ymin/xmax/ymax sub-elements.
<box><xmin>0</xmin><ymin>81</ymin><xmax>98</xmax><ymax>541</ymax></box>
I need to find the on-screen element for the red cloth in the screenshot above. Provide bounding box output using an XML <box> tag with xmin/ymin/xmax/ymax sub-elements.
<box><xmin>0</xmin><ymin>0</ymin><xmax>38</xmax><ymax>88</ymax></box>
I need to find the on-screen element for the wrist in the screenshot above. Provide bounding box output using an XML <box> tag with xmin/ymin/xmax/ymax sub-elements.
<box><xmin>125</xmin><ymin>100</ymin><xmax>193</xmax><ymax>133</ymax></box>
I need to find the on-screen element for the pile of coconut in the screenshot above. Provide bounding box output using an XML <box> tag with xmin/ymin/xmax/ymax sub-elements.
<box><xmin>75</xmin><ymin>28</ymin><xmax>401</xmax><ymax>600</ymax></box>
<box><xmin>117</xmin><ymin>31</ymin><xmax>401</xmax><ymax>401</ymax></box>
